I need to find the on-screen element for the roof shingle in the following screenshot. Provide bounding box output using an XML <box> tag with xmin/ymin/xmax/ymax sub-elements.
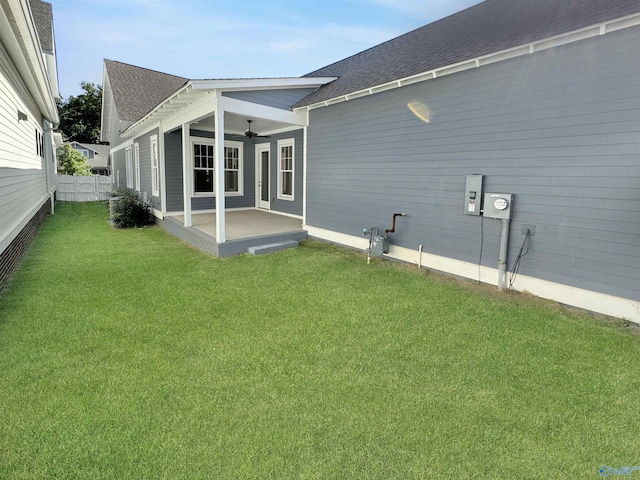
<box><xmin>105</xmin><ymin>60</ymin><xmax>188</xmax><ymax>123</ymax></box>
<box><xmin>28</xmin><ymin>0</ymin><xmax>53</xmax><ymax>53</ymax></box>
<box><xmin>296</xmin><ymin>0</ymin><xmax>640</xmax><ymax>107</ymax></box>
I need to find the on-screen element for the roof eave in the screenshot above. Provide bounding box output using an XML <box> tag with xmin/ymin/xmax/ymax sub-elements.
<box><xmin>295</xmin><ymin>11</ymin><xmax>640</xmax><ymax>111</ymax></box>
<box><xmin>122</xmin><ymin>76</ymin><xmax>337</xmax><ymax>137</ymax></box>
<box><xmin>191</xmin><ymin>77</ymin><xmax>338</xmax><ymax>92</ymax></box>
<box><xmin>0</xmin><ymin>0</ymin><xmax>59</xmax><ymax>124</ymax></box>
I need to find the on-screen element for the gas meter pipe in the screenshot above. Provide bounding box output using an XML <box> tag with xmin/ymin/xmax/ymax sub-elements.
<box><xmin>385</xmin><ymin>213</ymin><xmax>407</xmax><ymax>236</ymax></box>
<box><xmin>498</xmin><ymin>218</ymin><xmax>510</xmax><ymax>291</ymax></box>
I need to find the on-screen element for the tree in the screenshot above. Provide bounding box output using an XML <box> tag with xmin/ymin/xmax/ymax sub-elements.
<box><xmin>57</xmin><ymin>82</ymin><xmax>103</xmax><ymax>144</ymax></box>
<box><xmin>58</xmin><ymin>144</ymin><xmax>92</xmax><ymax>176</ymax></box>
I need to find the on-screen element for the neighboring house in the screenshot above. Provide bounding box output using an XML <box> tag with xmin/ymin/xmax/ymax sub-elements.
<box><xmin>67</xmin><ymin>141</ymin><xmax>111</xmax><ymax>175</ymax></box>
<box><xmin>0</xmin><ymin>0</ymin><xmax>59</xmax><ymax>292</ymax></box>
<box><xmin>101</xmin><ymin>0</ymin><xmax>640</xmax><ymax>323</ymax></box>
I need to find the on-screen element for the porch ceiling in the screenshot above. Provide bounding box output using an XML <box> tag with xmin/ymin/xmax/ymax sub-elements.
<box><xmin>193</xmin><ymin>113</ymin><xmax>292</xmax><ymax>136</ymax></box>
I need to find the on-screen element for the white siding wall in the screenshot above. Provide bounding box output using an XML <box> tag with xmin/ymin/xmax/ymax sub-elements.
<box><xmin>0</xmin><ymin>41</ymin><xmax>50</xmax><ymax>253</ymax></box>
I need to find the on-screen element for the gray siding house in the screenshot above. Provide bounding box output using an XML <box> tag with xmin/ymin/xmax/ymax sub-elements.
<box><xmin>101</xmin><ymin>0</ymin><xmax>640</xmax><ymax>323</ymax></box>
<box><xmin>68</xmin><ymin>141</ymin><xmax>111</xmax><ymax>175</ymax></box>
<box><xmin>0</xmin><ymin>0</ymin><xmax>59</xmax><ymax>292</ymax></box>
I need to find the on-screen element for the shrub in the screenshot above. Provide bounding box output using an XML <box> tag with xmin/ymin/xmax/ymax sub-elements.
<box><xmin>107</xmin><ymin>188</ymin><xmax>151</xmax><ymax>228</ymax></box>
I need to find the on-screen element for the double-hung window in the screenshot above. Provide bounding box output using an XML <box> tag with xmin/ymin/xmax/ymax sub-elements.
<box><xmin>125</xmin><ymin>146</ymin><xmax>133</xmax><ymax>188</ymax></box>
<box><xmin>150</xmin><ymin>135</ymin><xmax>159</xmax><ymax>197</ymax></box>
<box><xmin>224</xmin><ymin>142</ymin><xmax>242</xmax><ymax>194</ymax></box>
<box><xmin>277</xmin><ymin>139</ymin><xmax>294</xmax><ymax>200</ymax></box>
<box><xmin>193</xmin><ymin>140</ymin><xmax>215</xmax><ymax>194</ymax></box>
<box><xmin>191</xmin><ymin>138</ymin><xmax>243</xmax><ymax>196</ymax></box>
<box><xmin>133</xmin><ymin>143</ymin><xmax>140</xmax><ymax>191</ymax></box>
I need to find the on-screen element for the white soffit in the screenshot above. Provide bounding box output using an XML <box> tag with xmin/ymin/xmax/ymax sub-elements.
<box><xmin>122</xmin><ymin>76</ymin><xmax>337</xmax><ymax>136</ymax></box>
<box><xmin>296</xmin><ymin>12</ymin><xmax>640</xmax><ymax>112</ymax></box>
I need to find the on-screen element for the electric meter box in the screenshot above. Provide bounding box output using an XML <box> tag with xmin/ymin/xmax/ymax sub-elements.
<box><xmin>483</xmin><ymin>193</ymin><xmax>513</xmax><ymax>219</ymax></box>
<box><xmin>372</xmin><ymin>235</ymin><xmax>389</xmax><ymax>256</ymax></box>
<box><xmin>464</xmin><ymin>174</ymin><xmax>483</xmax><ymax>216</ymax></box>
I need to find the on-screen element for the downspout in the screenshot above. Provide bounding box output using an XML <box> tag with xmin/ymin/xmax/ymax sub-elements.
<box><xmin>497</xmin><ymin>218</ymin><xmax>510</xmax><ymax>290</ymax></box>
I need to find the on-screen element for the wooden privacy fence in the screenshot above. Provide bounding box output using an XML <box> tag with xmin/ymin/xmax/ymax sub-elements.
<box><xmin>57</xmin><ymin>175</ymin><xmax>113</xmax><ymax>201</ymax></box>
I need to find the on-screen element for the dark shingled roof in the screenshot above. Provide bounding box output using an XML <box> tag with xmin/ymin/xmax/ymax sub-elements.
<box><xmin>28</xmin><ymin>0</ymin><xmax>53</xmax><ymax>52</ymax></box>
<box><xmin>105</xmin><ymin>59</ymin><xmax>188</xmax><ymax>123</ymax></box>
<box><xmin>296</xmin><ymin>0</ymin><xmax>640</xmax><ymax>107</ymax></box>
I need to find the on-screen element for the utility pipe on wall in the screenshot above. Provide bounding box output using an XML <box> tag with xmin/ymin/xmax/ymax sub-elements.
<box><xmin>497</xmin><ymin>218</ymin><xmax>510</xmax><ymax>291</ymax></box>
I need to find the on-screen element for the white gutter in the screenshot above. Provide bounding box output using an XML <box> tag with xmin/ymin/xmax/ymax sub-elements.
<box><xmin>191</xmin><ymin>77</ymin><xmax>337</xmax><ymax>92</ymax></box>
<box><xmin>0</xmin><ymin>0</ymin><xmax>59</xmax><ymax>123</ymax></box>
<box><xmin>121</xmin><ymin>76</ymin><xmax>338</xmax><ymax>137</ymax></box>
<box><xmin>295</xmin><ymin>12</ymin><xmax>640</xmax><ymax>112</ymax></box>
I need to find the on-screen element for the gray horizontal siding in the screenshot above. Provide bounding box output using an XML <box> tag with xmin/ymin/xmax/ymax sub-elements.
<box><xmin>133</xmin><ymin>128</ymin><xmax>158</xmax><ymax>209</ymax></box>
<box><xmin>306</xmin><ymin>25</ymin><xmax>640</xmax><ymax>302</ymax></box>
<box><xmin>165</xmin><ymin>130</ymin><xmax>183</xmax><ymax>211</ymax></box>
<box><xmin>223</xmin><ymin>89</ymin><xmax>316</xmax><ymax>110</ymax></box>
<box><xmin>255</xmin><ymin>129</ymin><xmax>304</xmax><ymax>217</ymax></box>
<box><xmin>111</xmin><ymin>148</ymin><xmax>126</xmax><ymax>189</ymax></box>
<box><xmin>164</xmin><ymin>129</ymin><xmax>255</xmax><ymax>212</ymax></box>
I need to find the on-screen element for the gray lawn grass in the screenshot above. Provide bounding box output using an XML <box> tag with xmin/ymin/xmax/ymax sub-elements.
<box><xmin>1</xmin><ymin>202</ymin><xmax>639</xmax><ymax>479</ymax></box>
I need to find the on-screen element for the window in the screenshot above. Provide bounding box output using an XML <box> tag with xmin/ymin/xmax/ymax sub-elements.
<box><xmin>224</xmin><ymin>142</ymin><xmax>242</xmax><ymax>194</ymax></box>
<box><xmin>150</xmin><ymin>135</ymin><xmax>159</xmax><ymax>197</ymax></box>
<box><xmin>193</xmin><ymin>140</ymin><xmax>214</xmax><ymax>194</ymax></box>
<box><xmin>277</xmin><ymin>139</ymin><xmax>294</xmax><ymax>200</ymax></box>
<box><xmin>125</xmin><ymin>147</ymin><xmax>133</xmax><ymax>188</ymax></box>
<box><xmin>191</xmin><ymin>138</ymin><xmax>243</xmax><ymax>196</ymax></box>
<box><xmin>133</xmin><ymin>143</ymin><xmax>140</xmax><ymax>191</ymax></box>
<box><xmin>35</xmin><ymin>130</ymin><xmax>44</xmax><ymax>158</ymax></box>
<box><xmin>76</xmin><ymin>149</ymin><xmax>89</xmax><ymax>158</ymax></box>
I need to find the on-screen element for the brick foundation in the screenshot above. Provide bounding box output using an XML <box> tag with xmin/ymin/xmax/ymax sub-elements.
<box><xmin>0</xmin><ymin>199</ymin><xmax>51</xmax><ymax>293</ymax></box>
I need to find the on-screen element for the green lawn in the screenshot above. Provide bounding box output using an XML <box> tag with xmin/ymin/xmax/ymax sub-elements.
<box><xmin>1</xmin><ymin>202</ymin><xmax>639</xmax><ymax>479</ymax></box>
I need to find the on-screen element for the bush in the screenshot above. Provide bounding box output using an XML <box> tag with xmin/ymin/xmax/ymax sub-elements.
<box><xmin>58</xmin><ymin>144</ymin><xmax>92</xmax><ymax>176</ymax></box>
<box><xmin>107</xmin><ymin>188</ymin><xmax>151</xmax><ymax>228</ymax></box>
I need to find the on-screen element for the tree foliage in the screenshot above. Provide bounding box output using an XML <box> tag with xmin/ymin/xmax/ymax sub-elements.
<box><xmin>57</xmin><ymin>82</ymin><xmax>103</xmax><ymax>144</ymax></box>
<box><xmin>57</xmin><ymin>144</ymin><xmax>92</xmax><ymax>176</ymax></box>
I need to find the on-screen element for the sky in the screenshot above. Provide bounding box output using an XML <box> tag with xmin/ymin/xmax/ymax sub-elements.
<box><xmin>52</xmin><ymin>0</ymin><xmax>482</xmax><ymax>99</ymax></box>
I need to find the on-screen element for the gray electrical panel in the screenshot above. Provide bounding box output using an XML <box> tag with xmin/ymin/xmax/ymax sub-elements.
<box><xmin>464</xmin><ymin>174</ymin><xmax>483</xmax><ymax>216</ymax></box>
<box><xmin>483</xmin><ymin>193</ymin><xmax>513</xmax><ymax>219</ymax></box>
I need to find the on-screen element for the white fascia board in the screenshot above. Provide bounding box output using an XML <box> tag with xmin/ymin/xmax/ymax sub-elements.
<box><xmin>217</xmin><ymin>96</ymin><xmax>307</xmax><ymax>126</ymax></box>
<box><xmin>295</xmin><ymin>11</ymin><xmax>640</xmax><ymax>112</ymax></box>
<box><xmin>191</xmin><ymin>77</ymin><xmax>337</xmax><ymax>92</ymax></box>
<box><xmin>100</xmin><ymin>66</ymin><xmax>113</xmax><ymax>143</ymax></box>
<box><xmin>123</xmin><ymin>77</ymin><xmax>335</xmax><ymax>136</ymax></box>
<box><xmin>0</xmin><ymin>0</ymin><xmax>58</xmax><ymax>123</ymax></box>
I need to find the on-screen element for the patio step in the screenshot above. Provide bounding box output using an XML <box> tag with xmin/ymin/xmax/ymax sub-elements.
<box><xmin>247</xmin><ymin>240</ymin><xmax>299</xmax><ymax>255</ymax></box>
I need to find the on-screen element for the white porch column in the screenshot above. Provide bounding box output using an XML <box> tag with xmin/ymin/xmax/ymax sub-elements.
<box><xmin>214</xmin><ymin>105</ymin><xmax>226</xmax><ymax>242</ymax></box>
<box><xmin>182</xmin><ymin>122</ymin><xmax>192</xmax><ymax>227</ymax></box>
<box><xmin>159</xmin><ymin>121</ymin><xmax>167</xmax><ymax>215</ymax></box>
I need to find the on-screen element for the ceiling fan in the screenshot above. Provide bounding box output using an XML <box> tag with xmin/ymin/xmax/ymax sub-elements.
<box><xmin>244</xmin><ymin>120</ymin><xmax>270</xmax><ymax>139</ymax></box>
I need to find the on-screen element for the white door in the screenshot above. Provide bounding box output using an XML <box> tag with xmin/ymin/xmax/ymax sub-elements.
<box><xmin>256</xmin><ymin>144</ymin><xmax>270</xmax><ymax>210</ymax></box>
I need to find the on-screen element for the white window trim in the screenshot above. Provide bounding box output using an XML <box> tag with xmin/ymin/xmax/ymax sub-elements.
<box><xmin>190</xmin><ymin>137</ymin><xmax>243</xmax><ymax>197</ymax></box>
<box><xmin>277</xmin><ymin>138</ymin><xmax>295</xmax><ymax>201</ymax></box>
<box><xmin>150</xmin><ymin>135</ymin><xmax>159</xmax><ymax>197</ymax></box>
<box><xmin>125</xmin><ymin>146</ymin><xmax>133</xmax><ymax>188</ymax></box>
<box><xmin>133</xmin><ymin>142</ymin><xmax>140</xmax><ymax>191</ymax></box>
<box><xmin>224</xmin><ymin>140</ymin><xmax>244</xmax><ymax>197</ymax></box>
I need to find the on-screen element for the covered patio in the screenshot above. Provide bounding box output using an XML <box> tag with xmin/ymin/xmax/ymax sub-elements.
<box><xmin>161</xmin><ymin>210</ymin><xmax>307</xmax><ymax>257</ymax></box>
<box><xmin>119</xmin><ymin>76</ymin><xmax>335</xmax><ymax>256</ymax></box>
